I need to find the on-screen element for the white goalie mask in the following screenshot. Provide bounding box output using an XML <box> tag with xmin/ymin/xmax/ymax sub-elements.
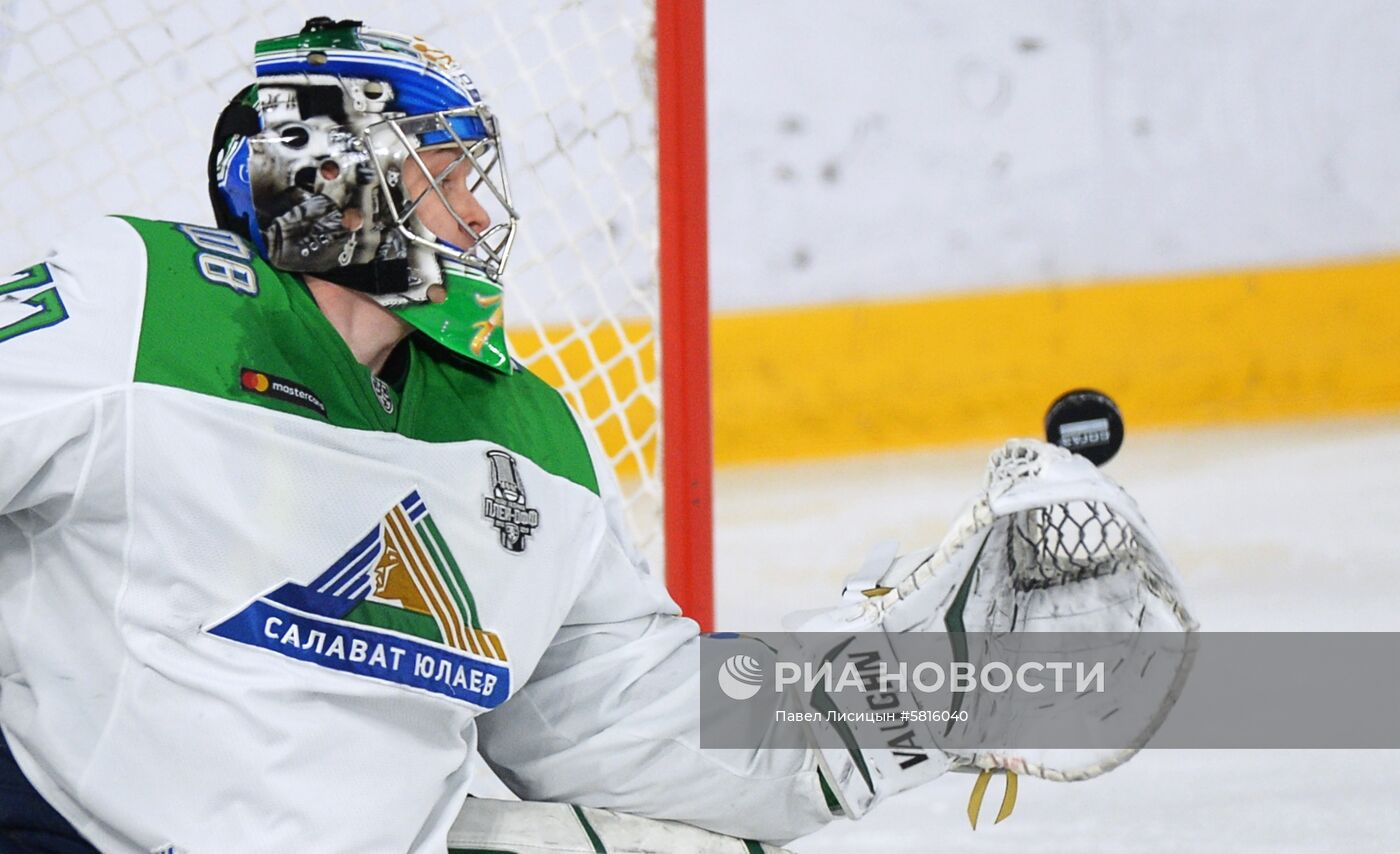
<box><xmin>211</xmin><ymin>18</ymin><xmax>520</xmax><ymax>370</ymax></box>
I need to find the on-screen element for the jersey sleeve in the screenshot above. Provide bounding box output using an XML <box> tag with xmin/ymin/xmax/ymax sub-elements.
<box><xmin>0</xmin><ymin>216</ymin><xmax>147</xmax><ymax>519</ymax></box>
<box><xmin>473</xmin><ymin>414</ymin><xmax>836</xmax><ymax>845</ymax></box>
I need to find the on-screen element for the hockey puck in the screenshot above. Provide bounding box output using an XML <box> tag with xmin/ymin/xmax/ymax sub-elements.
<box><xmin>1044</xmin><ymin>389</ymin><xmax>1124</xmax><ymax>466</ymax></box>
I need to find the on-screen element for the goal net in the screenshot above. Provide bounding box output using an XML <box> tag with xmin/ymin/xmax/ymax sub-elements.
<box><xmin>0</xmin><ymin>1</ymin><xmax>670</xmax><ymax>572</ymax></box>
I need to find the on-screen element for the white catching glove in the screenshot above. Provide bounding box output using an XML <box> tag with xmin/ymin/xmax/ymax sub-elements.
<box><xmin>786</xmin><ymin>439</ymin><xmax>1197</xmax><ymax>823</ymax></box>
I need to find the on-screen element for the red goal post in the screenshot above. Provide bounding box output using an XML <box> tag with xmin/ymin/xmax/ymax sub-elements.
<box><xmin>657</xmin><ymin>0</ymin><xmax>714</xmax><ymax>631</ymax></box>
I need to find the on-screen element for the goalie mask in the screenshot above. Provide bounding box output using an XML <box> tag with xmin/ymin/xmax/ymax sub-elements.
<box><xmin>208</xmin><ymin>17</ymin><xmax>518</xmax><ymax>372</ymax></box>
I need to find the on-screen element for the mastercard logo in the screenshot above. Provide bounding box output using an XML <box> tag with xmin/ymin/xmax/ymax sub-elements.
<box><xmin>237</xmin><ymin>367</ymin><xmax>328</xmax><ymax>418</ymax></box>
<box><xmin>240</xmin><ymin>370</ymin><xmax>271</xmax><ymax>393</ymax></box>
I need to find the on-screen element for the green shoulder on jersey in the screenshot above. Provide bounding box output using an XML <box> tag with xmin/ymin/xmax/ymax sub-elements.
<box><xmin>119</xmin><ymin>216</ymin><xmax>598</xmax><ymax>495</ymax></box>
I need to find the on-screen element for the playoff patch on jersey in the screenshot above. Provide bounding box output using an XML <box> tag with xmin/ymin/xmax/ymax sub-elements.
<box><xmin>207</xmin><ymin>491</ymin><xmax>510</xmax><ymax>707</ymax></box>
<box><xmin>483</xmin><ymin>450</ymin><xmax>539</xmax><ymax>553</ymax></box>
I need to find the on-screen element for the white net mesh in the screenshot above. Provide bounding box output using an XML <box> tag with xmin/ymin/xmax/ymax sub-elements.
<box><xmin>0</xmin><ymin>0</ymin><xmax>664</xmax><ymax>566</ymax></box>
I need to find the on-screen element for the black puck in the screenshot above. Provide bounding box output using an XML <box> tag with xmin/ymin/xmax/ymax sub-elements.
<box><xmin>1044</xmin><ymin>389</ymin><xmax>1124</xmax><ymax>466</ymax></box>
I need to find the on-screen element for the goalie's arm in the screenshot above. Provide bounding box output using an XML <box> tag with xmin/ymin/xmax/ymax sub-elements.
<box><xmin>0</xmin><ymin>217</ymin><xmax>147</xmax><ymax>519</ymax></box>
<box><xmin>473</xmin><ymin>413</ymin><xmax>835</xmax><ymax>845</ymax></box>
<box><xmin>473</xmin><ymin>537</ymin><xmax>835</xmax><ymax>845</ymax></box>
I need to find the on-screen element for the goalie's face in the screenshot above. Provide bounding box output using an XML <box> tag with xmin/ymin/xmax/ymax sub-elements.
<box><xmin>400</xmin><ymin>147</ymin><xmax>493</xmax><ymax>259</ymax></box>
<box><xmin>361</xmin><ymin>106</ymin><xmax>519</xmax><ymax>288</ymax></box>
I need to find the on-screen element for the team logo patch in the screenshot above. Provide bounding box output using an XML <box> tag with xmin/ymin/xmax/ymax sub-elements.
<box><xmin>239</xmin><ymin>368</ymin><xmax>326</xmax><ymax>417</ymax></box>
<box><xmin>207</xmin><ymin>491</ymin><xmax>510</xmax><ymax>707</ymax></box>
<box><xmin>371</xmin><ymin>375</ymin><xmax>395</xmax><ymax>414</ymax></box>
<box><xmin>483</xmin><ymin>450</ymin><xmax>539</xmax><ymax>553</ymax></box>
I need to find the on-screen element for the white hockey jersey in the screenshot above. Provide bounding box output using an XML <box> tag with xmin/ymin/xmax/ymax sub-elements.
<box><xmin>0</xmin><ymin>217</ymin><xmax>833</xmax><ymax>852</ymax></box>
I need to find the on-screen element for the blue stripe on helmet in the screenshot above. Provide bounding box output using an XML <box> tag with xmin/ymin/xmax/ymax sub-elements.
<box><xmin>215</xmin><ymin>138</ymin><xmax>269</xmax><ymax>255</ymax></box>
<box><xmin>255</xmin><ymin>53</ymin><xmax>488</xmax><ymax>140</ymax></box>
<box><xmin>419</xmin><ymin>117</ymin><xmax>488</xmax><ymax>146</ymax></box>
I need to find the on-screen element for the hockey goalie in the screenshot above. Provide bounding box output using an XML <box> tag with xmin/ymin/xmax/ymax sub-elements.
<box><xmin>0</xmin><ymin>17</ymin><xmax>1195</xmax><ymax>853</ymax></box>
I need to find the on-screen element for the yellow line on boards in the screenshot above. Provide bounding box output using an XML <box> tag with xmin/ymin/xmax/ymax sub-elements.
<box><xmin>511</xmin><ymin>255</ymin><xmax>1400</xmax><ymax>469</ymax></box>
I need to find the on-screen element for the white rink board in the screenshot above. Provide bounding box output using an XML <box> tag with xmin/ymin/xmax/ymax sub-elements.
<box><xmin>8</xmin><ymin>2</ymin><xmax>1400</xmax><ymax>318</ymax></box>
<box><xmin>715</xmin><ymin>416</ymin><xmax>1400</xmax><ymax>853</ymax></box>
<box><xmin>708</xmin><ymin>0</ymin><xmax>1400</xmax><ymax>309</ymax></box>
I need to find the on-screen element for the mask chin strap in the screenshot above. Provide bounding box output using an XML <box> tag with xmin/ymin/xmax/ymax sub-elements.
<box><xmin>314</xmin><ymin>257</ymin><xmax>411</xmax><ymax>296</ymax></box>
